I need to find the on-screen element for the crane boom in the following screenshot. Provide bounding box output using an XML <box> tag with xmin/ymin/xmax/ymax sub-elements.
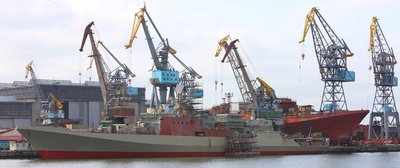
<box><xmin>299</xmin><ymin>7</ymin><xmax>317</xmax><ymax>43</ymax></box>
<box><xmin>216</xmin><ymin>37</ymin><xmax>258</xmax><ymax>117</ymax></box>
<box><xmin>25</xmin><ymin>60</ymin><xmax>42</xmax><ymax>100</ymax></box>
<box><xmin>300</xmin><ymin>7</ymin><xmax>353</xmax><ymax>57</ymax></box>
<box><xmin>125</xmin><ymin>6</ymin><xmax>146</xmax><ymax>49</ymax></box>
<box><xmin>125</xmin><ymin>5</ymin><xmax>177</xmax><ymax>70</ymax></box>
<box><xmin>171</xmin><ymin>53</ymin><xmax>202</xmax><ymax>79</ymax></box>
<box><xmin>215</xmin><ymin>35</ymin><xmax>230</xmax><ymax>57</ymax></box>
<box><xmin>79</xmin><ymin>22</ymin><xmax>109</xmax><ymax>106</ymax></box>
<box><xmin>99</xmin><ymin>41</ymin><xmax>136</xmax><ymax>79</ymax></box>
<box><xmin>215</xmin><ymin>35</ymin><xmax>280</xmax><ymax>119</ymax></box>
<box><xmin>256</xmin><ymin>77</ymin><xmax>276</xmax><ymax>99</ymax></box>
<box><xmin>49</xmin><ymin>93</ymin><xmax>63</xmax><ymax>110</ymax></box>
<box><xmin>25</xmin><ymin>60</ymin><xmax>35</xmax><ymax>80</ymax></box>
<box><xmin>368</xmin><ymin>17</ymin><xmax>378</xmax><ymax>52</ymax></box>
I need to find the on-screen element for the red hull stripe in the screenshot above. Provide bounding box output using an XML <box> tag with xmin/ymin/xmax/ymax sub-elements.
<box><xmin>37</xmin><ymin>150</ymin><xmax>323</xmax><ymax>159</ymax></box>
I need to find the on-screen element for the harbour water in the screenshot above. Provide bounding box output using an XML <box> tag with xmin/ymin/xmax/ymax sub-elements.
<box><xmin>4</xmin><ymin>152</ymin><xmax>400</xmax><ymax>168</ymax></box>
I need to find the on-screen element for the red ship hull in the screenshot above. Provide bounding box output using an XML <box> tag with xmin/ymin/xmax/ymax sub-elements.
<box><xmin>282</xmin><ymin>110</ymin><xmax>369</xmax><ymax>141</ymax></box>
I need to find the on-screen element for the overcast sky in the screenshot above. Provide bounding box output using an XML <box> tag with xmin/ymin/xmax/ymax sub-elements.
<box><xmin>0</xmin><ymin>0</ymin><xmax>399</xmax><ymax>123</ymax></box>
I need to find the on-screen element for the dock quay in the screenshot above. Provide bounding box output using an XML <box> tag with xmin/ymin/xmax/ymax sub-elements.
<box><xmin>0</xmin><ymin>151</ymin><xmax>39</xmax><ymax>159</ymax></box>
<box><xmin>328</xmin><ymin>144</ymin><xmax>400</xmax><ymax>153</ymax></box>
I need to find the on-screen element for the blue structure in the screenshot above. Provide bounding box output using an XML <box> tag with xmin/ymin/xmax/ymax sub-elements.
<box><xmin>190</xmin><ymin>88</ymin><xmax>203</xmax><ymax>98</ymax></box>
<box><xmin>127</xmin><ymin>87</ymin><xmax>139</xmax><ymax>95</ymax></box>
<box><xmin>47</xmin><ymin>113</ymin><xmax>64</xmax><ymax>119</ymax></box>
<box><xmin>152</xmin><ymin>70</ymin><xmax>179</xmax><ymax>85</ymax></box>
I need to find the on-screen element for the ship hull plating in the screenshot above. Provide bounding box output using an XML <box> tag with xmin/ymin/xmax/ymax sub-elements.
<box><xmin>18</xmin><ymin>127</ymin><xmax>326</xmax><ymax>159</ymax></box>
<box><xmin>283</xmin><ymin>110</ymin><xmax>369</xmax><ymax>141</ymax></box>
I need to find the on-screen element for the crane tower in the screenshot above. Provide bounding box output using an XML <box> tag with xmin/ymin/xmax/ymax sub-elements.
<box><xmin>299</xmin><ymin>7</ymin><xmax>355</xmax><ymax>112</ymax></box>
<box><xmin>215</xmin><ymin>35</ymin><xmax>279</xmax><ymax>120</ymax></box>
<box><xmin>125</xmin><ymin>5</ymin><xmax>202</xmax><ymax>113</ymax></box>
<box><xmin>80</xmin><ymin>22</ymin><xmax>136</xmax><ymax>122</ymax></box>
<box><xmin>368</xmin><ymin>17</ymin><xmax>400</xmax><ymax>140</ymax></box>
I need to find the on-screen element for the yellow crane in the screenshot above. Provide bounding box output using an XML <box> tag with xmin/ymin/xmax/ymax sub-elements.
<box><xmin>25</xmin><ymin>60</ymin><xmax>42</xmax><ymax>100</ymax></box>
<box><xmin>125</xmin><ymin>5</ymin><xmax>146</xmax><ymax>49</ymax></box>
<box><xmin>48</xmin><ymin>93</ymin><xmax>63</xmax><ymax>110</ymax></box>
<box><xmin>125</xmin><ymin>4</ymin><xmax>176</xmax><ymax>54</ymax></box>
<box><xmin>368</xmin><ymin>16</ymin><xmax>378</xmax><ymax>52</ymax></box>
<box><xmin>25</xmin><ymin>60</ymin><xmax>35</xmax><ymax>80</ymax></box>
<box><xmin>215</xmin><ymin>35</ymin><xmax>276</xmax><ymax>100</ymax></box>
<box><xmin>215</xmin><ymin>35</ymin><xmax>230</xmax><ymax>57</ymax></box>
<box><xmin>256</xmin><ymin>77</ymin><xmax>276</xmax><ymax>99</ymax></box>
<box><xmin>299</xmin><ymin>7</ymin><xmax>317</xmax><ymax>44</ymax></box>
<box><xmin>299</xmin><ymin>7</ymin><xmax>353</xmax><ymax>57</ymax></box>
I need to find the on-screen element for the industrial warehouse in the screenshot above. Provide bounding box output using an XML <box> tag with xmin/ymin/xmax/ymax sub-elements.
<box><xmin>0</xmin><ymin>80</ymin><xmax>145</xmax><ymax>128</ymax></box>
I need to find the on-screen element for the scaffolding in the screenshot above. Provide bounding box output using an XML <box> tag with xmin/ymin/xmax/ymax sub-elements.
<box><xmin>225</xmin><ymin>132</ymin><xmax>258</xmax><ymax>156</ymax></box>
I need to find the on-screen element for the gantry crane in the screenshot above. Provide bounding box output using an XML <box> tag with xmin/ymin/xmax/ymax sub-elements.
<box><xmin>215</xmin><ymin>35</ymin><xmax>278</xmax><ymax>119</ymax></box>
<box><xmin>368</xmin><ymin>17</ymin><xmax>400</xmax><ymax>140</ymax></box>
<box><xmin>125</xmin><ymin>5</ymin><xmax>202</xmax><ymax>113</ymax></box>
<box><xmin>299</xmin><ymin>7</ymin><xmax>355</xmax><ymax>112</ymax></box>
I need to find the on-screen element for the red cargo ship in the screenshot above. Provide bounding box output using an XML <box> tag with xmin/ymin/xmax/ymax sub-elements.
<box><xmin>278</xmin><ymin>98</ymin><xmax>369</xmax><ymax>142</ymax></box>
<box><xmin>211</xmin><ymin>98</ymin><xmax>369</xmax><ymax>143</ymax></box>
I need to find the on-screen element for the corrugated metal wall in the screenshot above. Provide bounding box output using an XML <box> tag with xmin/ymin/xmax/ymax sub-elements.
<box><xmin>0</xmin><ymin>119</ymin><xmax>31</xmax><ymax>128</ymax></box>
<box><xmin>88</xmin><ymin>102</ymin><xmax>101</xmax><ymax>128</ymax></box>
<box><xmin>68</xmin><ymin>101</ymin><xmax>103</xmax><ymax>128</ymax></box>
<box><xmin>0</xmin><ymin>119</ymin><xmax>14</xmax><ymax>128</ymax></box>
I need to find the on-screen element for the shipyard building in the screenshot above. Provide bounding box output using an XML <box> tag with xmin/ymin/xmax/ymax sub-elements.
<box><xmin>0</xmin><ymin>80</ymin><xmax>145</xmax><ymax>128</ymax></box>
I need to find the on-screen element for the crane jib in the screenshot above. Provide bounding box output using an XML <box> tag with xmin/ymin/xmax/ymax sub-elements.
<box><xmin>222</xmin><ymin>39</ymin><xmax>239</xmax><ymax>63</ymax></box>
